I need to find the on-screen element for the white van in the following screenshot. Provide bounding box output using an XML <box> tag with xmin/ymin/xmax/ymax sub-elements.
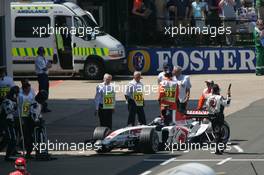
<box><xmin>11</xmin><ymin>1</ymin><xmax>126</xmax><ymax>79</ymax></box>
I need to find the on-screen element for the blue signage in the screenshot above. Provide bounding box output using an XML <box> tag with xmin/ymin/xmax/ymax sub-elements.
<box><xmin>127</xmin><ymin>48</ymin><xmax>256</xmax><ymax>75</ymax></box>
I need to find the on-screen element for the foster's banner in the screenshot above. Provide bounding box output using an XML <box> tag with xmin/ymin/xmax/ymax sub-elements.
<box><xmin>127</xmin><ymin>48</ymin><xmax>256</xmax><ymax>74</ymax></box>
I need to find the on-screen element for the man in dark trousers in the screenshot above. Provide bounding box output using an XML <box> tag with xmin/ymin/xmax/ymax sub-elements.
<box><xmin>125</xmin><ymin>71</ymin><xmax>146</xmax><ymax>126</ymax></box>
<box><xmin>35</xmin><ymin>47</ymin><xmax>52</xmax><ymax>113</ymax></box>
<box><xmin>94</xmin><ymin>74</ymin><xmax>115</xmax><ymax>129</ymax></box>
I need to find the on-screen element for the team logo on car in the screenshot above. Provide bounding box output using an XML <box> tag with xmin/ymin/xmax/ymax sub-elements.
<box><xmin>128</xmin><ymin>50</ymin><xmax>150</xmax><ymax>73</ymax></box>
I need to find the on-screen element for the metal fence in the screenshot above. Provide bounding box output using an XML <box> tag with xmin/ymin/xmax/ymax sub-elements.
<box><xmin>125</xmin><ymin>16</ymin><xmax>255</xmax><ymax>47</ymax></box>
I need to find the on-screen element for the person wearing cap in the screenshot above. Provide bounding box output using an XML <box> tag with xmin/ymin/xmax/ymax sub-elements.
<box><xmin>9</xmin><ymin>157</ymin><xmax>30</xmax><ymax>175</ymax></box>
<box><xmin>197</xmin><ymin>80</ymin><xmax>214</xmax><ymax>110</ymax></box>
<box><xmin>206</xmin><ymin>84</ymin><xmax>231</xmax><ymax>155</ymax></box>
<box><xmin>172</xmin><ymin>66</ymin><xmax>192</xmax><ymax>114</ymax></box>
<box><xmin>125</xmin><ymin>71</ymin><xmax>146</xmax><ymax>126</ymax></box>
<box><xmin>158</xmin><ymin>70</ymin><xmax>178</xmax><ymax>125</ymax></box>
<box><xmin>157</xmin><ymin>63</ymin><xmax>170</xmax><ymax>84</ymax></box>
<box><xmin>94</xmin><ymin>73</ymin><xmax>115</xmax><ymax>129</ymax></box>
<box><xmin>35</xmin><ymin>46</ymin><xmax>52</xmax><ymax>113</ymax></box>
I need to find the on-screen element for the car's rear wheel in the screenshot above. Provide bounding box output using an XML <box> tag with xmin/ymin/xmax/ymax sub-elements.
<box><xmin>221</xmin><ymin>121</ymin><xmax>230</xmax><ymax>144</ymax></box>
<box><xmin>139</xmin><ymin>128</ymin><xmax>159</xmax><ymax>154</ymax></box>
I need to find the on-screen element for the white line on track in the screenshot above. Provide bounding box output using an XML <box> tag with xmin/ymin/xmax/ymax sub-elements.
<box><xmin>139</xmin><ymin>170</ymin><xmax>152</xmax><ymax>175</ymax></box>
<box><xmin>160</xmin><ymin>158</ymin><xmax>176</xmax><ymax>166</ymax></box>
<box><xmin>233</xmin><ymin>145</ymin><xmax>244</xmax><ymax>153</ymax></box>
<box><xmin>217</xmin><ymin>157</ymin><xmax>232</xmax><ymax>165</ymax></box>
<box><xmin>144</xmin><ymin>158</ymin><xmax>264</xmax><ymax>162</ymax></box>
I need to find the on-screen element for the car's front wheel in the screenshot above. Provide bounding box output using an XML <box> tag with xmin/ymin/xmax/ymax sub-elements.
<box><xmin>139</xmin><ymin>128</ymin><xmax>159</xmax><ymax>154</ymax></box>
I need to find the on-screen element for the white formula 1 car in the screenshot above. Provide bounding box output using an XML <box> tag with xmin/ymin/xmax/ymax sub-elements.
<box><xmin>92</xmin><ymin>110</ymin><xmax>230</xmax><ymax>154</ymax></box>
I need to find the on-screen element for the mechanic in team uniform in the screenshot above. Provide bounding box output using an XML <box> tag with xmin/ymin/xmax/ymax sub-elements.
<box><xmin>18</xmin><ymin>81</ymin><xmax>36</xmax><ymax>159</ymax></box>
<box><xmin>197</xmin><ymin>80</ymin><xmax>214</xmax><ymax>110</ymax></box>
<box><xmin>172</xmin><ymin>66</ymin><xmax>192</xmax><ymax>114</ymax></box>
<box><xmin>32</xmin><ymin>90</ymin><xmax>51</xmax><ymax>160</ymax></box>
<box><xmin>9</xmin><ymin>157</ymin><xmax>30</xmax><ymax>175</ymax></box>
<box><xmin>95</xmin><ymin>74</ymin><xmax>115</xmax><ymax>129</ymax></box>
<box><xmin>0</xmin><ymin>67</ymin><xmax>15</xmax><ymax>102</ymax></box>
<box><xmin>158</xmin><ymin>70</ymin><xmax>178</xmax><ymax>125</ymax></box>
<box><xmin>125</xmin><ymin>71</ymin><xmax>146</xmax><ymax>126</ymax></box>
<box><xmin>206</xmin><ymin>84</ymin><xmax>231</xmax><ymax>155</ymax></box>
<box><xmin>157</xmin><ymin>63</ymin><xmax>170</xmax><ymax>84</ymax></box>
<box><xmin>1</xmin><ymin>86</ymin><xmax>20</xmax><ymax>161</ymax></box>
<box><xmin>0</xmin><ymin>67</ymin><xmax>16</xmax><ymax>150</ymax></box>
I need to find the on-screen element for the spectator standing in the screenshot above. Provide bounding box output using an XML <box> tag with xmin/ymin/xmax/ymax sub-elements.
<box><xmin>207</xmin><ymin>0</ymin><xmax>221</xmax><ymax>44</ymax></box>
<box><xmin>35</xmin><ymin>47</ymin><xmax>52</xmax><ymax>113</ymax></box>
<box><xmin>131</xmin><ymin>0</ymin><xmax>156</xmax><ymax>45</ymax></box>
<box><xmin>254</xmin><ymin>19</ymin><xmax>264</xmax><ymax>75</ymax></box>
<box><xmin>175</xmin><ymin>0</ymin><xmax>191</xmax><ymax>26</ymax></box>
<box><xmin>256</xmin><ymin>0</ymin><xmax>264</xmax><ymax>19</ymax></box>
<box><xmin>166</xmin><ymin>0</ymin><xmax>177</xmax><ymax>26</ymax></box>
<box><xmin>192</xmin><ymin>0</ymin><xmax>207</xmax><ymax>43</ymax></box>
<box><xmin>219</xmin><ymin>0</ymin><xmax>237</xmax><ymax>45</ymax></box>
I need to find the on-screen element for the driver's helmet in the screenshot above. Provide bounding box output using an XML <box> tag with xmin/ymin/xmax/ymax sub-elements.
<box><xmin>15</xmin><ymin>157</ymin><xmax>26</xmax><ymax>171</ymax></box>
<box><xmin>153</xmin><ymin>117</ymin><xmax>162</xmax><ymax>125</ymax></box>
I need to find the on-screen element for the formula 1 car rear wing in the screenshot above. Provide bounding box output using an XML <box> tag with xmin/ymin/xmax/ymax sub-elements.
<box><xmin>185</xmin><ymin>110</ymin><xmax>209</xmax><ymax>123</ymax></box>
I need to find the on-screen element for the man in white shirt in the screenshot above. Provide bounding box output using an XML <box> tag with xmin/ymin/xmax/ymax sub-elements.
<box><xmin>35</xmin><ymin>47</ymin><xmax>52</xmax><ymax>113</ymax></box>
<box><xmin>172</xmin><ymin>66</ymin><xmax>191</xmax><ymax>114</ymax></box>
<box><xmin>94</xmin><ymin>74</ymin><xmax>115</xmax><ymax>129</ymax></box>
<box><xmin>206</xmin><ymin>84</ymin><xmax>231</xmax><ymax>154</ymax></box>
<box><xmin>157</xmin><ymin>63</ymin><xmax>170</xmax><ymax>84</ymax></box>
<box><xmin>125</xmin><ymin>71</ymin><xmax>146</xmax><ymax>126</ymax></box>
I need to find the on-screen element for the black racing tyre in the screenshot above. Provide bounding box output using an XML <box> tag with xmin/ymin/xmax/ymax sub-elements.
<box><xmin>221</xmin><ymin>121</ymin><xmax>230</xmax><ymax>144</ymax></box>
<box><xmin>93</xmin><ymin>127</ymin><xmax>110</xmax><ymax>141</ymax></box>
<box><xmin>83</xmin><ymin>60</ymin><xmax>104</xmax><ymax>80</ymax></box>
<box><xmin>139</xmin><ymin>128</ymin><xmax>159</xmax><ymax>154</ymax></box>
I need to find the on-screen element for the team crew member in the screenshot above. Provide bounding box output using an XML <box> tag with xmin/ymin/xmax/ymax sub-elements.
<box><xmin>197</xmin><ymin>80</ymin><xmax>214</xmax><ymax>110</ymax></box>
<box><xmin>94</xmin><ymin>74</ymin><xmax>115</xmax><ymax>129</ymax></box>
<box><xmin>9</xmin><ymin>157</ymin><xmax>30</xmax><ymax>175</ymax></box>
<box><xmin>1</xmin><ymin>86</ymin><xmax>20</xmax><ymax>161</ymax></box>
<box><xmin>0</xmin><ymin>67</ymin><xmax>15</xmax><ymax>143</ymax></box>
<box><xmin>172</xmin><ymin>66</ymin><xmax>192</xmax><ymax>113</ymax></box>
<box><xmin>23</xmin><ymin>90</ymin><xmax>49</xmax><ymax>159</ymax></box>
<box><xmin>206</xmin><ymin>84</ymin><xmax>231</xmax><ymax>155</ymax></box>
<box><xmin>158</xmin><ymin>71</ymin><xmax>178</xmax><ymax>125</ymax></box>
<box><xmin>157</xmin><ymin>63</ymin><xmax>170</xmax><ymax>84</ymax></box>
<box><xmin>35</xmin><ymin>47</ymin><xmax>52</xmax><ymax>113</ymax></box>
<box><xmin>125</xmin><ymin>71</ymin><xmax>146</xmax><ymax>126</ymax></box>
<box><xmin>0</xmin><ymin>67</ymin><xmax>15</xmax><ymax>102</ymax></box>
<box><xmin>18</xmin><ymin>81</ymin><xmax>36</xmax><ymax>159</ymax></box>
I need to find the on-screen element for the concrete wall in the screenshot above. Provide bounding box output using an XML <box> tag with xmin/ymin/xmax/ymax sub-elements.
<box><xmin>0</xmin><ymin>0</ymin><xmax>12</xmax><ymax>76</ymax></box>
